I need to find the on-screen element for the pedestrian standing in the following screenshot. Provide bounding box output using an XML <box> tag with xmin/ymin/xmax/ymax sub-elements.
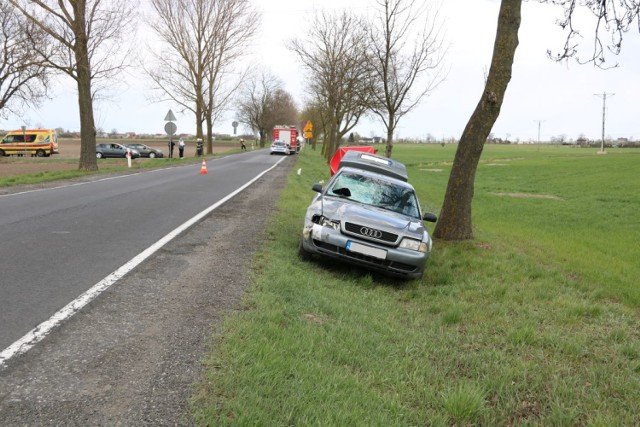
<box><xmin>240</xmin><ymin>139</ymin><xmax>246</xmax><ymax>151</ymax></box>
<box><xmin>179</xmin><ymin>138</ymin><xmax>185</xmax><ymax>158</ymax></box>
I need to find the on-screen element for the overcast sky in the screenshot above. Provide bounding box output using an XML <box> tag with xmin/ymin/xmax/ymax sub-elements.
<box><xmin>2</xmin><ymin>0</ymin><xmax>639</xmax><ymax>142</ymax></box>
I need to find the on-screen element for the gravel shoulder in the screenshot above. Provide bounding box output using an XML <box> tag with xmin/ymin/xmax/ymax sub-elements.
<box><xmin>0</xmin><ymin>157</ymin><xmax>295</xmax><ymax>426</ymax></box>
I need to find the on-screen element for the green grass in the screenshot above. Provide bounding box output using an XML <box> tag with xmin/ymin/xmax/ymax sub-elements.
<box><xmin>191</xmin><ymin>144</ymin><xmax>640</xmax><ymax>425</ymax></box>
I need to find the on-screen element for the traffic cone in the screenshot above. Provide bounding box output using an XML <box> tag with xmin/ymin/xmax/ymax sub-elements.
<box><xmin>200</xmin><ymin>159</ymin><xmax>208</xmax><ymax>175</ymax></box>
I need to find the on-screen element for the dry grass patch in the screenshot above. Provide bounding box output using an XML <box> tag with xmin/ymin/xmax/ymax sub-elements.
<box><xmin>490</xmin><ymin>192</ymin><xmax>562</xmax><ymax>200</ymax></box>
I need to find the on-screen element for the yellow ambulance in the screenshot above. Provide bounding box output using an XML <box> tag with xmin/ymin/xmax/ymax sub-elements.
<box><xmin>0</xmin><ymin>128</ymin><xmax>59</xmax><ymax>157</ymax></box>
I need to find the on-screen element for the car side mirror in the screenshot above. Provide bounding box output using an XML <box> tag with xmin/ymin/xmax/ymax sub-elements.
<box><xmin>312</xmin><ymin>183</ymin><xmax>323</xmax><ymax>193</ymax></box>
<box><xmin>423</xmin><ymin>212</ymin><xmax>438</xmax><ymax>222</ymax></box>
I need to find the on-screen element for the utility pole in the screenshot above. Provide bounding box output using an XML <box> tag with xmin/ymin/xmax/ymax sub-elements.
<box><xmin>533</xmin><ymin>119</ymin><xmax>545</xmax><ymax>144</ymax></box>
<box><xmin>594</xmin><ymin>92</ymin><xmax>614</xmax><ymax>153</ymax></box>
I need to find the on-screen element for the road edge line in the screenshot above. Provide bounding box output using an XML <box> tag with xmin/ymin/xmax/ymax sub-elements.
<box><xmin>0</xmin><ymin>156</ymin><xmax>287</xmax><ymax>368</ymax></box>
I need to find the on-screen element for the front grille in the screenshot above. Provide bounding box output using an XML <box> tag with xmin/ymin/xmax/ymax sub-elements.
<box><xmin>312</xmin><ymin>239</ymin><xmax>416</xmax><ymax>274</ymax></box>
<box><xmin>344</xmin><ymin>222</ymin><xmax>398</xmax><ymax>244</ymax></box>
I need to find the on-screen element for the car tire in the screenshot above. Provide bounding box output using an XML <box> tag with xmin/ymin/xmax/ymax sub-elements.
<box><xmin>297</xmin><ymin>238</ymin><xmax>312</xmax><ymax>261</ymax></box>
<box><xmin>149</xmin><ymin>152</ymin><xmax>156</xmax><ymax>158</ymax></box>
<box><xmin>36</xmin><ymin>149</ymin><xmax>46</xmax><ymax>157</ymax></box>
<box><xmin>96</xmin><ymin>152</ymin><xmax>103</xmax><ymax>159</ymax></box>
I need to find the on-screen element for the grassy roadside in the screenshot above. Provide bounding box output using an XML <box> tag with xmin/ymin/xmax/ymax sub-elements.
<box><xmin>192</xmin><ymin>145</ymin><xmax>640</xmax><ymax>425</ymax></box>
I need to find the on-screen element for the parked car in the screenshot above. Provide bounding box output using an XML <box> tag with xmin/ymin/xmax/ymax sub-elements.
<box><xmin>270</xmin><ymin>140</ymin><xmax>290</xmax><ymax>155</ymax></box>
<box><xmin>95</xmin><ymin>143</ymin><xmax>140</xmax><ymax>159</ymax></box>
<box><xmin>298</xmin><ymin>151</ymin><xmax>437</xmax><ymax>279</ymax></box>
<box><xmin>125</xmin><ymin>143</ymin><xmax>164</xmax><ymax>158</ymax></box>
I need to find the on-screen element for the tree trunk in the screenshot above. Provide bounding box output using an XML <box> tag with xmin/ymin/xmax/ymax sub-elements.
<box><xmin>206</xmin><ymin>114</ymin><xmax>213</xmax><ymax>155</ymax></box>
<box><xmin>325</xmin><ymin>119</ymin><xmax>338</xmax><ymax>162</ymax></box>
<box><xmin>259</xmin><ymin>129</ymin><xmax>266</xmax><ymax>148</ymax></box>
<box><xmin>385</xmin><ymin>113</ymin><xmax>395</xmax><ymax>158</ymax></box>
<box><xmin>433</xmin><ymin>0</ymin><xmax>522</xmax><ymax>240</ymax></box>
<box><xmin>75</xmin><ymin>34</ymin><xmax>98</xmax><ymax>171</ymax></box>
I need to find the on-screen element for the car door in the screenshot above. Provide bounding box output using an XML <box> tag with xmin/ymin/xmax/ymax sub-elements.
<box><xmin>109</xmin><ymin>144</ymin><xmax>125</xmax><ymax>157</ymax></box>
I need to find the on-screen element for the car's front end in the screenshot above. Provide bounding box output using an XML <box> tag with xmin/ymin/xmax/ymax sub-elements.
<box><xmin>299</xmin><ymin>167</ymin><xmax>436</xmax><ymax>279</ymax></box>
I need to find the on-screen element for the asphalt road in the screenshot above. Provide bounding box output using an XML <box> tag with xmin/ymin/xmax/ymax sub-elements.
<box><xmin>0</xmin><ymin>150</ymin><xmax>286</xmax><ymax>354</ymax></box>
<box><xmin>0</xmin><ymin>151</ymin><xmax>296</xmax><ymax>425</ymax></box>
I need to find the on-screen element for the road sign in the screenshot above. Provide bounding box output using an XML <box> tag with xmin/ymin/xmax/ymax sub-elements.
<box><xmin>304</xmin><ymin>130</ymin><xmax>313</xmax><ymax>139</ymax></box>
<box><xmin>164</xmin><ymin>109</ymin><xmax>177</xmax><ymax>122</ymax></box>
<box><xmin>303</xmin><ymin>120</ymin><xmax>313</xmax><ymax>132</ymax></box>
<box><xmin>164</xmin><ymin>121</ymin><xmax>177</xmax><ymax>136</ymax></box>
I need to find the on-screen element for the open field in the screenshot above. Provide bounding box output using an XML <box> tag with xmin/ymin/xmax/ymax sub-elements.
<box><xmin>0</xmin><ymin>138</ymin><xmax>240</xmax><ymax>184</ymax></box>
<box><xmin>192</xmin><ymin>145</ymin><xmax>640</xmax><ymax>425</ymax></box>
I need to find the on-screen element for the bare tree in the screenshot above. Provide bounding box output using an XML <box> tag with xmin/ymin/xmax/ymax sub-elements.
<box><xmin>237</xmin><ymin>69</ymin><xmax>298</xmax><ymax>147</ymax></box>
<box><xmin>0</xmin><ymin>3</ymin><xmax>50</xmax><ymax>118</ymax></box>
<box><xmin>237</xmin><ymin>70</ymin><xmax>281</xmax><ymax>146</ymax></box>
<box><xmin>545</xmin><ymin>0</ymin><xmax>640</xmax><ymax>67</ymax></box>
<box><xmin>268</xmin><ymin>89</ymin><xmax>298</xmax><ymax>129</ymax></box>
<box><xmin>289</xmin><ymin>11</ymin><xmax>372</xmax><ymax>162</ymax></box>
<box><xmin>203</xmin><ymin>0</ymin><xmax>257</xmax><ymax>154</ymax></box>
<box><xmin>8</xmin><ymin>0</ymin><xmax>137</xmax><ymax>171</ymax></box>
<box><xmin>368</xmin><ymin>0</ymin><xmax>446</xmax><ymax>158</ymax></box>
<box><xmin>434</xmin><ymin>0</ymin><xmax>639</xmax><ymax>241</ymax></box>
<box><xmin>147</xmin><ymin>0</ymin><xmax>257</xmax><ymax>154</ymax></box>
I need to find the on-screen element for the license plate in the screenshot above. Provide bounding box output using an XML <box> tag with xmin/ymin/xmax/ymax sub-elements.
<box><xmin>346</xmin><ymin>241</ymin><xmax>387</xmax><ymax>259</ymax></box>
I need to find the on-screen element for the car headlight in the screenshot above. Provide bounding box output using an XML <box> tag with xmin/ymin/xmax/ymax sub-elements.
<box><xmin>319</xmin><ymin>216</ymin><xmax>340</xmax><ymax>231</ymax></box>
<box><xmin>399</xmin><ymin>238</ymin><xmax>428</xmax><ymax>253</ymax></box>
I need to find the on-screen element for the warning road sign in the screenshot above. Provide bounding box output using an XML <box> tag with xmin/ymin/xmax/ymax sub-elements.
<box><xmin>303</xmin><ymin>120</ymin><xmax>313</xmax><ymax>132</ymax></box>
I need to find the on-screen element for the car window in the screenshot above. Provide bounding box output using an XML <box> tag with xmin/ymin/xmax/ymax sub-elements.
<box><xmin>329</xmin><ymin>172</ymin><xmax>420</xmax><ymax>218</ymax></box>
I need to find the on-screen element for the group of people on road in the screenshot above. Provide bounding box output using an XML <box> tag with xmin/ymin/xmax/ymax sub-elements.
<box><xmin>167</xmin><ymin>137</ymin><xmax>250</xmax><ymax>158</ymax></box>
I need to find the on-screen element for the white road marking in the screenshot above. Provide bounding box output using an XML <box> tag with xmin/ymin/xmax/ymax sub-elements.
<box><xmin>0</xmin><ymin>162</ymin><xmax>201</xmax><ymax>199</ymax></box>
<box><xmin>0</xmin><ymin>156</ymin><xmax>286</xmax><ymax>368</ymax></box>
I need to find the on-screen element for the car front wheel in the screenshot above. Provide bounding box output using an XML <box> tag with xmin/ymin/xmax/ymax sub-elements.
<box><xmin>149</xmin><ymin>152</ymin><xmax>156</xmax><ymax>158</ymax></box>
<box><xmin>96</xmin><ymin>152</ymin><xmax>103</xmax><ymax>159</ymax></box>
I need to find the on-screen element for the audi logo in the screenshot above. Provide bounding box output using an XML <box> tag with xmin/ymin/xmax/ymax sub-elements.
<box><xmin>360</xmin><ymin>227</ymin><xmax>383</xmax><ymax>239</ymax></box>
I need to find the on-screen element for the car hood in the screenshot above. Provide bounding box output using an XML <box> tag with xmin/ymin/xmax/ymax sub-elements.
<box><xmin>321</xmin><ymin>197</ymin><xmax>426</xmax><ymax>238</ymax></box>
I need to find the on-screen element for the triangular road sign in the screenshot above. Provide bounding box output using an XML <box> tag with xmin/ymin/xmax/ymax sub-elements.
<box><xmin>303</xmin><ymin>120</ymin><xmax>313</xmax><ymax>132</ymax></box>
<box><xmin>164</xmin><ymin>109</ymin><xmax>177</xmax><ymax>122</ymax></box>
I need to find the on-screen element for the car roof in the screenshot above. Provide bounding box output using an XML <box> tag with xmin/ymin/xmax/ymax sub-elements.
<box><xmin>337</xmin><ymin>151</ymin><xmax>408</xmax><ymax>182</ymax></box>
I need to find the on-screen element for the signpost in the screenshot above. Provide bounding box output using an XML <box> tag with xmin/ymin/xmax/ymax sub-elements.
<box><xmin>303</xmin><ymin>120</ymin><xmax>313</xmax><ymax>140</ymax></box>
<box><xmin>164</xmin><ymin>109</ymin><xmax>177</xmax><ymax>159</ymax></box>
<box><xmin>126</xmin><ymin>147</ymin><xmax>132</xmax><ymax>168</ymax></box>
<box><xmin>232</xmin><ymin>121</ymin><xmax>238</xmax><ymax>135</ymax></box>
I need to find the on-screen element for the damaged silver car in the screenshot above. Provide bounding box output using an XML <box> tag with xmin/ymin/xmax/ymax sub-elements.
<box><xmin>298</xmin><ymin>151</ymin><xmax>437</xmax><ymax>279</ymax></box>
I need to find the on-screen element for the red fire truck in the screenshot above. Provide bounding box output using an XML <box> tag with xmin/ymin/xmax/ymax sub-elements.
<box><xmin>272</xmin><ymin>125</ymin><xmax>299</xmax><ymax>154</ymax></box>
